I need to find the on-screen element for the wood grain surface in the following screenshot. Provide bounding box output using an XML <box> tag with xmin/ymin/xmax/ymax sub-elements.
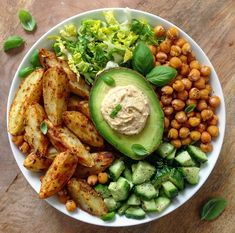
<box><xmin>0</xmin><ymin>0</ymin><xmax>235</xmax><ymax>232</ymax></box>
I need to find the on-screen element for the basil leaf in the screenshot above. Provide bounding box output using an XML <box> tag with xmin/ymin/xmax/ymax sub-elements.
<box><xmin>3</xmin><ymin>36</ymin><xmax>24</xmax><ymax>52</ymax></box>
<box><xmin>19</xmin><ymin>66</ymin><xmax>35</xmax><ymax>78</ymax></box>
<box><xmin>146</xmin><ymin>66</ymin><xmax>177</xmax><ymax>87</ymax></box>
<box><xmin>110</xmin><ymin>104</ymin><xmax>122</xmax><ymax>119</ymax></box>
<box><xmin>102</xmin><ymin>76</ymin><xmax>115</xmax><ymax>86</ymax></box>
<box><xmin>131</xmin><ymin>144</ymin><xmax>148</xmax><ymax>156</ymax></box>
<box><xmin>185</xmin><ymin>104</ymin><xmax>196</xmax><ymax>113</ymax></box>
<box><xmin>18</xmin><ymin>9</ymin><xmax>37</xmax><ymax>32</ymax></box>
<box><xmin>30</xmin><ymin>49</ymin><xmax>40</xmax><ymax>67</ymax></box>
<box><xmin>40</xmin><ymin>121</ymin><xmax>48</xmax><ymax>135</ymax></box>
<box><xmin>132</xmin><ymin>42</ymin><xmax>154</xmax><ymax>75</ymax></box>
<box><xmin>201</xmin><ymin>198</ymin><xmax>227</xmax><ymax>221</ymax></box>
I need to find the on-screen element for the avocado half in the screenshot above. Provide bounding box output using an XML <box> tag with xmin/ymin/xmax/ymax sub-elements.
<box><xmin>89</xmin><ymin>68</ymin><xmax>164</xmax><ymax>160</ymax></box>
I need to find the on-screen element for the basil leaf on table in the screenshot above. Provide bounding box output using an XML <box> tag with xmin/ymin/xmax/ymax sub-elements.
<box><xmin>146</xmin><ymin>66</ymin><xmax>177</xmax><ymax>87</ymax></box>
<box><xmin>201</xmin><ymin>197</ymin><xmax>228</xmax><ymax>221</ymax></box>
<box><xmin>185</xmin><ymin>104</ymin><xmax>196</xmax><ymax>113</ymax></box>
<box><xmin>18</xmin><ymin>9</ymin><xmax>37</xmax><ymax>32</ymax></box>
<box><xmin>3</xmin><ymin>36</ymin><xmax>24</xmax><ymax>52</ymax></box>
<box><xmin>131</xmin><ymin>144</ymin><xmax>148</xmax><ymax>156</ymax></box>
<box><xmin>132</xmin><ymin>42</ymin><xmax>154</xmax><ymax>75</ymax></box>
<box><xmin>19</xmin><ymin>66</ymin><xmax>35</xmax><ymax>78</ymax></box>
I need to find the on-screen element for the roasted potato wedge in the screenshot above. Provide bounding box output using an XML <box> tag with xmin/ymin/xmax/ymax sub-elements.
<box><xmin>43</xmin><ymin>67</ymin><xmax>69</xmax><ymax>126</ymax></box>
<box><xmin>39</xmin><ymin>151</ymin><xmax>78</xmax><ymax>199</ymax></box>
<box><xmin>45</xmin><ymin>120</ymin><xmax>94</xmax><ymax>167</ymax></box>
<box><xmin>39</xmin><ymin>48</ymin><xmax>59</xmax><ymax>69</ymax></box>
<box><xmin>8</xmin><ymin>69</ymin><xmax>44</xmax><ymax>135</ymax></box>
<box><xmin>74</xmin><ymin>152</ymin><xmax>114</xmax><ymax>178</ymax></box>
<box><xmin>24</xmin><ymin>103</ymin><xmax>49</xmax><ymax>155</ymax></box>
<box><xmin>68</xmin><ymin>98</ymin><xmax>90</xmax><ymax>119</ymax></box>
<box><xmin>67</xmin><ymin>178</ymin><xmax>108</xmax><ymax>216</ymax></box>
<box><xmin>23</xmin><ymin>152</ymin><xmax>53</xmax><ymax>172</ymax></box>
<box><xmin>63</xmin><ymin>111</ymin><xmax>103</xmax><ymax>148</ymax></box>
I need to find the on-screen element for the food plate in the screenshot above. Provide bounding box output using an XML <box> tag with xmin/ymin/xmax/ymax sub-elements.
<box><xmin>7</xmin><ymin>8</ymin><xmax>225</xmax><ymax>227</ymax></box>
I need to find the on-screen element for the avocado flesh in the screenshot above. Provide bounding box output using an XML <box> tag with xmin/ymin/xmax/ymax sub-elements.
<box><xmin>89</xmin><ymin>68</ymin><xmax>164</xmax><ymax>160</ymax></box>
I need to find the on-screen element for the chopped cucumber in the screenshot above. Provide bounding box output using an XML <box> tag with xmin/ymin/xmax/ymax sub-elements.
<box><xmin>101</xmin><ymin>211</ymin><xmax>115</xmax><ymax>221</ymax></box>
<box><xmin>127</xmin><ymin>193</ymin><xmax>141</xmax><ymax>206</ymax></box>
<box><xmin>95</xmin><ymin>184</ymin><xmax>111</xmax><ymax>198</ymax></box>
<box><xmin>125</xmin><ymin>207</ymin><xmax>146</xmax><ymax>219</ymax></box>
<box><xmin>152</xmin><ymin>167</ymin><xmax>172</xmax><ymax>189</ymax></box>
<box><xmin>155</xmin><ymin>197</ymin><xmax>171</xmax><ymax>212</ymax></box>
<box><xmin>135</xmin><ymin>182</ymin><xmax>158</xmax><ymax>200</ymax></box>
<box><xmin>175</xmin><ymin>151</ymin><xmax>196</xmax><ymax>167</ymax></box>
<box><xmin>187</xmin><ymin>145</ymin><xmax>208</xmax><ymax>163</ymax></box>
<box><xmin>131</xmin><ymin>163</ymin><xmax>138</xmax><ymax>173</ymax></box>
<box><xmin>132</xmin><ymin>161</ymin><xmax>156</xmax><ymax>185</ymax></box>
<box><xmin>169</xmin><ymin>169</ymin><xmax>184</xmax><ymax>190</ymax></box>
<box><xmin>123</xmin><ymin>167</ymin><xmax>132</xmax><ymax>182</ymax></box>
<box><xmin>166</xmin><ymin>148</ymin><xmax>177</xmax><ymax>161</ymax></box>
<box><xmin>159</xmin><ymin>187</ymin><xmax>168</xmax><ymax>198</ymax></box>
<box><xmin>180</xmin><ymin>167</ymin><xmax>200</xmax><ymax>185</ymax></box>
<box><xmin>104</xmin><ymin>197</ymin><xmax>119</xmax><ymax>211</ymax></box>
<box><xmin>142</xmin><ymin>199</ymin><xmax>158</xmax><ymax>212</ymax></box>
<box><xmin>109</xmin><ymin>159</ymin><xmax>125</xmax><ymax>181</ymax></box>
<box><xmin>118</xmin><ymin>203</ymin><xmax>129</xmax><ymax>216</ymax></box>
<box><xmin>157</xmin><ymin>142</ymin><xmax>175</xmax><ymax>158</ymax></box>
<box><xmin>162</xmin><ymin>181</ymin><xmax>178</xmax><ymax>199</ymax></box>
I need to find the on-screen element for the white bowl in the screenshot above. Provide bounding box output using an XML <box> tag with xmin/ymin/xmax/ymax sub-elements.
<box><xmin>7</xmin><ymin>8</ymin><xmax>225</xmax><ymax>227</ymax></box>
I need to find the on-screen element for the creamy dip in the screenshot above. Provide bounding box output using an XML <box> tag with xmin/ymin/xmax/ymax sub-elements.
<box><xmin>101</xmin><ymin>85</ymin><xmax>150</xmax><ymax>135</ymax></box>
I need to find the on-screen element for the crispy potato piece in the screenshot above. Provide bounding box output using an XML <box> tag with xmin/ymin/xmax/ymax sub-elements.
<box><xmin>23</xmin><ymin>152</ymin><xmax>53</xmax><ymax>172</ymax></box>
<box><xmin>39</xmin><ymin>48</ymin><xmax>59</xmax><ymax>69</ymax></box>
<box><xmin>8</xmin><ymin>69</ymin><xmax>44</xmax><ymax>135</ymax></box>
<box><xmin>74</xmin><ymin>152</ymin><xmax>114</xmax><ymax>178</ymax></box>
<box><xmin>67</xmin><ymin>178</ymin><xmax>108</xmax><ymax>216</ymax></box>
<box><xmin>24</xmin><ymin>103</ymin><xmax>49</xmax><ymax>155</ymax></box>
<box><xmin>39</xmin><ymin>151</ymin><xmax>78</xmax><ymax>199</ymax></box>
<box><xmin>63</xmin><ymin>111</ymin><xmax>103</xmax><ymax>148</ymax></box>
<box><xmin>68</xmin><ymin>98</ymin><xmax>90</xmax><ymax>119</ymax></box>
<box><xmin>46</xmin><ymin>146</ymin><xmax>58</xmax><ymax>160</ymax></box>
<box><xmin>12</xmin><ymin>135</ymin><xmax>24</xmax><ymax>147</ymax></box>
<box><xmin>45</xmin><ymin>120</ymin><xmax>94</xmax><ymax>167</ymax></box>
<box><xmin>43</xmin><ymin>67</ymin><xmax>69</xmax><ymax>126</ymax></box>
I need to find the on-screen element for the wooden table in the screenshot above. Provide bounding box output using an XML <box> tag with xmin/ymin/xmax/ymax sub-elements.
<box><xmin>0</xmin><ymin>0</ymin><xmax>235</xmax><ymax>232</ymax></box>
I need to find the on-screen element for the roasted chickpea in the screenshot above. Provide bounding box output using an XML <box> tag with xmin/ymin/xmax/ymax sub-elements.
<box><xmin>175</xmin><ymin>75</ymin><xmax>183</xmax><ymax>80</ymax></box>
<box><xmin>154</xmin><ymin>25</ymin><xmax>165</xmax><ymax>37</ymax></box>
<box><xmin>201</xmin><ymin>131</ymin><xmax>212</xmax><ymax>143</ymax></box>
<box><xmin>161</xmin><ymin>95</ymin><xmax>173</xmax><ymax>105</ymax></box>
<box><xmin>172</xmin><ymin>99</ymin><xmax>185</xmax><ymax>111</ymax></box>
<box><xmin>160</xmin><ymin>40</ymin><xmax>171</xmax><ymax>53</ymax></box>
<box><xmin>187</xmin><ymin>111</ymin><xmax>195</xmax><ymax>118</ymax></box>
<box><xmin>179</xmin><ymin>127</ymin><xmax>190</xmax><ymax>138</ymax></box>
<box><xmin>200</xmin><ymin>143</ymin><xmax>213</xmax><ymax>153</ymax></box>
<box><xmin>180</xmin><ymin>63</ymin><xmax>190</xmax><ymax>75</ymax></box>
<box><xmin>170</xmin><ymin>139</ymin><xmax>182</xmax><ymax>148</ymax></box>
<box><xmin>187</xmin><ymin>52</ymin><xmax>196</xmax><ymax>63</ymax></box>
<box><xmin>176</xmin><ymin>90</ymin><xmax>188</xmax><ymax>101</ymax></box>
<box><xmin>66</xmin><ymin>200</ymin><xmax>77</xmax><ymax>212</ymax></box>
<box><xmin>196</xmin><ymin>123</ymin><xmax>206</xmax><ymax>133</ymax></box>
<box><xmin>189</xmin><ymin>60</ymin><xmax>201</xmax><ymax>70</ymax></box>
<box><xmin>58</xmin><ymin>190</ymin><xmax>69</xmax><ymax>204</ymax></box>
<box><xmin>12</xmin><ymin>135</ymin><xmax>24</xmax><ymax>147</ymax></box>
<box><xmin>195</xmin><ymin>112</ymin><xmax>202</xmax><ymax>120</ymax></box>
<box><xmin>197</xmin><ymin>100</ymin><xmax>208</xmax><ymax>111</ymax></box>
<box><xmin>194</xmin><ymin>78</ymin><xmax>206</xmax><ymax>90</ymax></box>
<box><xmin>87</xmin><ymin>175</ymin><xmax>98</xmax><ymax>186</ymax></box>
<box><xmin>179</xmin><ymin>55</ymin><xmax>188</xmax><ymax>63</ymax></box>
<box><xmin>209</xmin><ymin>96</ymin><xmax>221</xmax><ymax>108</ymax></box>
<box><xmin>188</xmin><ymin>117</ymin><xmax>201</xmax><ymax>127</ymax></box>
<box><xmin>98</xmin><ymin>172</ymin><xmax>109</xmax><ymax>184</ymax></box>
<box><xmin>171</xmin><ymin>119</ymin><xmax>181</xmax><ymax>129</ymax></box>
<box><xmin>164</xmin><ymin>117</ymin><xmax>170</xmax><ymax>128</ymax></box>
<box><xmin>189</xmin><ymin>87</ymin><xmax>200</xmax><ymax>99</ymax></box>
<box><xmin>175</xmin><ymin>111</ymin><xmax>187</xmax><ymax>123</ymax></box>
<box><xmin>155</xmin><ymin>61</ymin><xmax>161</xmax><ymax>66</ymax></box>
<box><xmin>175</xmin><ymin>38</ymin><xmax>187</xmax><ymax>47</ymax></box>
<box><xmin>201</xmin><ymin>109</ymin><xmax>213</xmax><ymax>121</ymax></box>
<box><xmin>208</xmin><ymin>115</ymin><xmax>218</xmax><ymax>125</ymax></box>
<box><xmin>182</xmin><ymin>43</ymin><xmax>191</xmax><ymax>55</ymax></box>
<box><xmin>200</xmin><ymin>65</ymin><xmax>211</xmax><ymax>76</ymax></box>
<box><xmin>167</xmin><ymin>27</ymin><xmax>179</xmax><ymax>40</ymax></box>
<box><xmin>188</xmin><ymin>69</ymin><xmax>200</xmax><ymax>81</ymax></box>
<box><xmin>170</xmin><ymin>57</ymin><xmax>182</xmax><ymax>69</ymax></box>
<box><xmin>161</xmin><ymin>85</ymin><xmax>174</xmax><ymax>95</ymax></box>
<box><xmin>199</xmin><ymin>89</ymin><xmax>209</xmax><ymax>100</ymax></box>
<box><xmin>156</xmin><ymin>51</ymin><xmax>168</xmax><ymax>63</ymax></box>
<box><xmin>186</xmin><ymin>99</ymin><xmax>197</xmax><ymax>105</ymax></box>
<box><xmin>19</xmin><ymin>142</ymin><xmax>30</xmax><ymax>154</ymax></box>
<box><xmin>190</xmin><ymin>131</ymin><xmax>201</xmax><ymax>141</ymax></box>
<box><xmin>205</xmin><ymin>84</ymin><xmax>212</xmax><ymax>94</ymax></box>
<box><xmin>204</xmin><ymin>76</ymin><xmax>209</xmax><ymax>83</ymax></box>
<box><xmin>181</xmin><ymin>137</ymin><xmax>192</xmax><ymax>145</ymax></box>
<box><xmin>148</xmin><ymin>45</ymin><xmax>158</xmax><ymax>55</ymax></box>
<box><xmin>207</xmin><ymin>125</ymin><xmax>219</xmax><ymax>137</ymax></box>
<box><xmin>168</xmin><ymin>128</ymin><xmax>178</xmax><ymax>139</ymax></box>
<box><xmin>163</xmin><ymin>106</ymin><xmax>174</xmax><ymax>116</ymax></box>
<box><xmin>173</xmin><ymin>80</ymin><xmax>185</xmax><ymax>92</ymax></box>
<box><xmin>181</xmin><ymin>78</ymin><xmax>192</xmax><ymax>90</ymax></box>
<box><xmin>170</xmin><ymin>45</ymin><xmax>181</xmax><ymax>56</ymax></box>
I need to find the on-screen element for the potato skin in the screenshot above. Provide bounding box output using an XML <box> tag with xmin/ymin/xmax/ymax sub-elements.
<box><xmin>43</xmin><ymin>67</ymin><xmax>69</xmax><ymax>126</ymax></box>
<box><xmin>67</xmin><ymin>178</ymin><xmax>108</xmax><ymax>216</ymax></box>
<box><xmin>63</xmin><ymin>111</ymin><xmax>103</xmax><ymax>148</ymax></box>
<box><xmin>23</xmin><ymin>152</ymin><xmax>53</xmax><ymax>172</ymax></box>
<box><xmin>74</xmin><ymin>152</ymin><xmax>114</xmax><ymax>178</ymax></box>
<box><xmin>67</xmin><ymin>98</ymin><xmax>90</xmax><ymax>119</ymax></box>
<box><xmin>24</xmin><ymin>103</ymin><xmax>49</xmax><ymax>155</ymax></box>
<box><xmin>39</xmin><ymin>151</ymin><xmax>78</xmax><ymax>199</ymax></box>
<box><xmin>8</xmin><ymin>69</ymin><xmax>44</xmax><ymax>135</ymax></box>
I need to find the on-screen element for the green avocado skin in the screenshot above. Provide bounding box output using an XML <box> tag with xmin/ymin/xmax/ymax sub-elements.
<box><xmin>89</xmin><ymin>68</ymin><xmax>164</xmax><ymax>160</ymax></box>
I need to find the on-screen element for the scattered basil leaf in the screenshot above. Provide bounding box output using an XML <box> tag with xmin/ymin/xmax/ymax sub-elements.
<box><xmin>102</xmin><ymin>76</ymin><xmax>115</xmax><ymax>86</ymax></box>
<box><xmin>110</xmin><ymin>104</ymin><xmax>122</xmax><ymax>119</ymax></box>
<box><xmin>132</xmin><ymin>42</ymin><xmax>154</xmax><ymax>75</ymax></box>
<box><xmin>40</xmin><ymin>121</ymin><xmax>48</xmax><ymax>135</ymax></box>
<box><xmin>19</xmin><ymin>66</ymin><xmax>35</xmax><ymax>78</ymax></box>
<box><xmin>146</xmin><ymin>66</ymin><xmax>177</xmax><ymax>87</ymax></box>
<box><xmin>3</xmin><ymin>36</ymin><xmax>24</xmax><ymax>52</ymax></box>
<box><xmin>185</xmin><ymin>104</ymin><xmax>196</xmax><ymax>113</ymax></box>
<box><xmin>18</xmin><ymin>9</ymin><xmax>37</xmax><ymax>32</ymax></box>
<box><xmin>201</xmin><ymin>198</ymin><xmax>228</xmax><ymax>221</ymax></box>
<box><xmin>131</xmin><ymin>144</ymin><xmax>148</xmax><ymax>156</ymax></box>
<box><xmin>30</xmin><ymin>49</ymin><xmax>40</xmax><ymax>67</ymax></box>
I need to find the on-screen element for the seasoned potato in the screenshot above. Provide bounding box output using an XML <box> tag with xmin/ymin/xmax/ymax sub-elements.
<box><xmin>74</xmin><ymin>152</ymin><xmax>114</xmax><ymax>178</ymax></box>
<box><xmin>24</xmin><ymin>103</ymin><xmax>49</xmax><ymax>155</ymax></box>
<box><xmin>39</xmin><ymin>48</ymin><xmax>59</xmax><ymax>69</ymax></box>
<box><xmin>68</xmin><ymin>77</ymin><xmax>90</xmax><ymax>99</ymax></box>
<box><xmin>46</xmin><ymin>146</ymin><xmax>58</xmax><ymax>160</ymax></box>
<box><xmin>8</xmin><ymin>69</ymin><xmax>44</xmax><ymax>135</ymax></box>
<box><xmin>68</xmin><ymin>98</ymin><xmax>90</xmax><ymax>119</ymax></box>
<box><xmin>39</xmin><ymin>151</ymin><xmax>78</xmax><ymax>199</ymax></box>
<box><xmin>67</xmin><ymin>178</ymin><xmax>108</xmax><ymax>216</ymax></box>
<box><xmin>43</xmin><ymin>67</ymin><xmax>69</xmax><ymax>126</ymax></box>
<box><xmin>63</xmin><ymin>111</ymin><xmax>103</xmax><ymax>148</ymax></box>
<box><xmin>23</xmin><ymin>152</ymin><xmax>53</xmax><ymax>172</ymax></box>
<box><xmin>45</xmin><ymin>120</ymin><xmax>94</xmax><ymax>167</ymax></box>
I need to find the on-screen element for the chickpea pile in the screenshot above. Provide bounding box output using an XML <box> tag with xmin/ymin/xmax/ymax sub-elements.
<box><xmin>150</xmin><ymin>26</ymin><xmax>221</xmax><ymax>153</ymax></box>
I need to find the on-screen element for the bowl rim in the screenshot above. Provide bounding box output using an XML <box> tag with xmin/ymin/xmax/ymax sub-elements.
<box><xmin>6</xmin><ymin>7</ymin><xmax>226</xmax><ymax>227</ymax></box>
